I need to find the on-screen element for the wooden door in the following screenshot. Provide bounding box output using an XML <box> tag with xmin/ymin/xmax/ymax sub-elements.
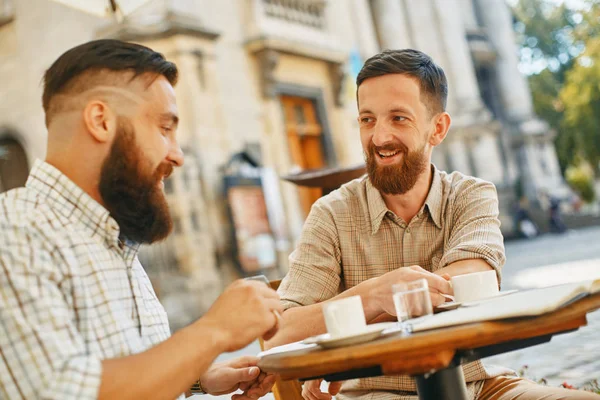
<box><xmin>280</xmin><ymin>95</ymin><xmax>326</xmax><ymax>216</ymax></box>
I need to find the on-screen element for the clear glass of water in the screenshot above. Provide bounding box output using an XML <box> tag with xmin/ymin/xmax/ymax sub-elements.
<box><xmin>392</xmin><ymin>278</ymin><xmax>433</xmax><ymax>326</ymax></box>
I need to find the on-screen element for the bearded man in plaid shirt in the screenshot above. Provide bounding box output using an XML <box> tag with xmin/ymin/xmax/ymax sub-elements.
<box><xmin>0</xmin><ymin>40</ymin><xmax>282</xmax><ymax>400</ymax></box>
<box><xmin>266</xmin><ymin>49</ymin><xmax>599</xmax><ymax>400</ymax></box>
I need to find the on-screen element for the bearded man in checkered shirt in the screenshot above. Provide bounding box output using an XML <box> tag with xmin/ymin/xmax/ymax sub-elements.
<box><xmin>0</xmin><ymin>40</ymin><xmax>282</xmax><ymax>400</ymax></box>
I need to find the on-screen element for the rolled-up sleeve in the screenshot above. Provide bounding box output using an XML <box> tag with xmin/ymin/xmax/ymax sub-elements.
<box><xmin>278</xmin><ymin>201</ymin><xmax>343</xmax><ymax>310</ymax></box>
<box><xmin>0</xmin><ymin>226</ymin><xmax>102</xmax><ymax>400</ymax></box>
<box><xmin>439</xmin><ymin>180</ymin><xmax>506</xmax><ymax>283</ymax></box>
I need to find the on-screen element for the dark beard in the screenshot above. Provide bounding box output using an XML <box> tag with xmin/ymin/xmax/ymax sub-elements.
<box><xmin>99</xmin><ymin>118</ymin><xmax>173</xmax><ymax>244</ymax></box>
<box><xmin>366</xmin><ymin>140</ymin><xmax>428</xmax><ymax>195</ymax></box>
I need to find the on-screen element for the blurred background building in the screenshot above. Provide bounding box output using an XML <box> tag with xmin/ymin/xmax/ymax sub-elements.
<box><xmin>0</xmin><ymin>0</ymin><xmax>589</xmax><ymax>329</ymax></box>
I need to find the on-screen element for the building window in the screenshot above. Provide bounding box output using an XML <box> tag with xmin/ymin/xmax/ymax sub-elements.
<box><xmin>0</xmin><ymin>0</ymin><xmax>14</xmax><ymax>27</ymax></box>
<box><xmin>0</xmin><ymin>136</ymin><xmax>29</xmax><ymax>193</ymax></box>
<box><xmin>262</xmin><ymin>0</ymin><xmax>327</xmax><ymax>29</ymax></box>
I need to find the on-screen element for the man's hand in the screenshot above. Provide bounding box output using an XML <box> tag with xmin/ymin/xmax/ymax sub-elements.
<box><xmin>364</xmin><ymin>265</ymin><xmax>453</xmax><ymax>317</ymax></box>
<box><xmin>201</xmin><ymin>280</ymin><xmax>284</xmax><ymax>352</ymax></box>
<box><xmin>199</xmin><ymin>356</ymin><xmax>276</xmax><ymax>399</ymax></box>
<box><xmin>302</xmin><ymin>379</ymin><xmax>343</xmax><ymax>400</ymax></box>
<box><xmin>233</xmin><ymin>370</ymin><xmax>277</xmax><ymax>400</ymax></box>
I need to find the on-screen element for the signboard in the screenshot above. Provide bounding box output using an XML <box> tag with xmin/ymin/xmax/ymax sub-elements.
<box><xmin>227</xmin><ymin>184</ymin><xmax>276</xmax><ymax>273</ymax></box>
<box><xmin>223</xmin><ymin>150</ymin><xmax>278</xmax><ymax>275</ymax></box>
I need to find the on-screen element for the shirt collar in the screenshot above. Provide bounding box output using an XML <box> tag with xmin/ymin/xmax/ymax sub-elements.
<box><xmin>366</xmin><ymin>164</ymin><xmax>443</xmax><ymax>234</ymax></box>
<box><xmin>422</xmin><ymin>164</ymin><xmax>443</xmax><ymax>229</ymax></box>
<box><xmin>26</xmin><ymin>159</ymin><xmax>134</xmax><ymax>252</ymax></box>
<box><xmin>366</xmin><ymin>178</ymin><xmax>389</xmax><ymax>235</ymax></box>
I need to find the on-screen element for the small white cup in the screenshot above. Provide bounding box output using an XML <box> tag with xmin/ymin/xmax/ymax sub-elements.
<box><xmin>322</xmin><ymin>295</ymin><xmax>367</xmax><ymax>338</ymax></box>
<box><xmin>451</xmin><ymin>270</ymin><xmax>499</xmax><ymax>303</ymax></box>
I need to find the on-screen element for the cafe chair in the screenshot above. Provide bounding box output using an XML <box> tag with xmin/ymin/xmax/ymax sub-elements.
<box><xmin>263</xmin><ymin>166</ymin><xmax>367</xmax><ymax>399</ymax></box>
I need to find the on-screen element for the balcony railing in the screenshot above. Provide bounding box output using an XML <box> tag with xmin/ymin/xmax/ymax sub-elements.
<box><xmin>262</xmin><ymin>0</ymin><xmax>326</xmax><ymax>30</ymax></box>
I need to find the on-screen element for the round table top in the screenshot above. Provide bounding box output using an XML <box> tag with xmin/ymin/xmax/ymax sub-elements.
<box><xmin>259</xmin><ymin>293</ymin><xmax>600</xmax><ymax>380</ymax></box>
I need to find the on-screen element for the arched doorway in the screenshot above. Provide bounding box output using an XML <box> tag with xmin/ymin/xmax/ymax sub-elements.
<box><xmin>0</xmin><ymin>137</ymin><xmax>29</xmax><ymax>193</ymax></box>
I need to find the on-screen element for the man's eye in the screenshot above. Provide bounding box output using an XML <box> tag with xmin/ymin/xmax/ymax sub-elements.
<box><xmin>393</xmin><ymin>116</ymin><xmax>406</xmax><ymax>122</ymax></box>
<box><xmin>360</xmin><ymin>117</ymin><xmax>373</xmax><ymax>123</ymax></box>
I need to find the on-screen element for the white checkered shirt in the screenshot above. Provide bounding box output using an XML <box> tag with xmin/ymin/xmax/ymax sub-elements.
<box><xmin>278</xmin><ymin>165</ymin><xmax>513</xmax><ymax>400</ymax></box>
<box><xmin>0</xmin><ymin>160</ymin><xmax>180</xmax><ymax>399</ymax></box>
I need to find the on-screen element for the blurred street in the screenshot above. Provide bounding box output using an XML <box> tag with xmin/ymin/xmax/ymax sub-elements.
<box><xmin>196</xmin><ymin>226</ymin><xmax>600</xmax><ymax>399</ymax></box>
<box><xmin>487</xmin><ymin>226</ymin><xmax>600</xmax><ymax>389</ymax></box>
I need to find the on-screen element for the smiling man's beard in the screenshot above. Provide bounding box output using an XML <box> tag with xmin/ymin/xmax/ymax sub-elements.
<box><xmin>99</xmin><ymin>117</ymin><xmax>173</xmax><ymax>244</ymax></box>
<box><xmin>365</xmin><ymin>140</ymin><xmax>429</xmax><ymax>195</ymax></box>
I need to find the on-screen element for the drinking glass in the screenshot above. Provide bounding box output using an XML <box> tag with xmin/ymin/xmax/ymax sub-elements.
<box><xmin>392</xmin><ymin>279</ymin><xmax>433</xmax><ymax>328</ymax></box>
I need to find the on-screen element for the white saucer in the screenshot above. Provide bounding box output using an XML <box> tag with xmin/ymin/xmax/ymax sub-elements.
<box><xmin>302</xmin><ymin>322</ymin><xmax>397</xmax><ymax>349</ymax></box>
<box><xmin>436</xmin><ymin>290</ymin><xmax>518</xmax><ymax>311</ymax></box>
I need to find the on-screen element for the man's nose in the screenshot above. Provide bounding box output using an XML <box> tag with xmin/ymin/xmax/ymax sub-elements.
<box><xmin>371</xmin><ymin>121</ymin><xmax>396</xmax><ymax>147</ymax></box>
<box><xmin>167</xmin><ymin>141</ymin><xmax>184</xmax><ymax>167</ymax></box>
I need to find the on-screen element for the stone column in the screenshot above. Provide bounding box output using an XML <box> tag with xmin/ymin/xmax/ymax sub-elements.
<box><xmin>447</xmin><ymin>139</ymin><xmax>472</xmax><ymax>176</ymax></box>
<box><xmin>434</xmin><ymin>0</ymin><xmax>506</xmax><ymax>188</ymax></box>
<box><xmin>402</xmin><ymin>0</ymin><xmax>456</xmax><ymax>112</ymax></box>
<box><xmin>458</xmin><ymin>0</ymin><xmax>480</xmax><ymax>31</ymax></box>
<box><xmin>370</xmin><ymin>0</ymin><xmax>412</xmax><ymax>50</ymax></box>
<box><xmin>350</xmin><ymin>0</ymin><xmax>380</xmax><ymax>58</ymax></box>
<box><xmin>475</xmin><ymin>0</ymin><xmax>569</xmax><ymax>200</ymax></box>
<box><xmin>471</xmin><ymin>131</ymin><xmax>505</xmax><ymax>183</ymax></box>
<box><xmin>434</xmin><ymin>0</ymin><xmax>486</xmax><ymax>119</ymax></box>
<box><xmin>474</xmin><ymin>0</ymin><xmax>534</xmax><ymax>123</ymax></box>
<box><xmin>431</xmin><ymin>146</ymin><xmax>448</xmax><ymax>171</ymax></box>
<box><xmin>402</xmin><ymin>0</ymin><xmax>445</xmax><ymax>60</ymax></box>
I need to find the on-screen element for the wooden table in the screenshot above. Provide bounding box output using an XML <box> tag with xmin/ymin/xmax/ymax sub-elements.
<box><xmin>259</xmin><ymin>292</ymin><xmax>600</xmax><ymax>400</ymax></box>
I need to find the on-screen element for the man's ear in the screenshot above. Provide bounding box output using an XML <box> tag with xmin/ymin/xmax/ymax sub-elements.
<box><xmin>83</xmin><ymin>100</ymin><xmax>117</xmax><ymax>143</ymax></box>
<box><xmin>429</xmin><ymin>112</ymin><xmax>451</xmax><ymax>147</ymax></box>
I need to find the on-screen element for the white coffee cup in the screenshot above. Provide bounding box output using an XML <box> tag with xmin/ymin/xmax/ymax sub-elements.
<box><xmin>322</xmin><ymin>295</ymin><xmax>367</xmax><ymax>338</ymax></box>
<box><xmin>451</xmin><ymin>270</ymin><xmax>499</xmax><ymax>303</ymax></box>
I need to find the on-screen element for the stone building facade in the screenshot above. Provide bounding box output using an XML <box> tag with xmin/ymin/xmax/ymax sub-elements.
<box><xmin>0</xmin><ymin>0</ymin><xmax>565</xmax><ymax>328</ymax></box>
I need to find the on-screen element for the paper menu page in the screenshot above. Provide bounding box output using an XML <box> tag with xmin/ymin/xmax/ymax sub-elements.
<box><xmin>258</xmin><ymin>341</ymin><xmax>318</xmax><ymax>358</ymax></box>
<box><xmin>409</xmin><ymin>280</ymin><xmax>599</xmax><ymax>332</ymax></box>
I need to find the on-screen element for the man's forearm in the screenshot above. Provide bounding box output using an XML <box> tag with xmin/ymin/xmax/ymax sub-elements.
<box><xmin>265</xmin><ymin>281</ymin><xmax>379</xmax><ymax>349</ymax></box>
<box><xmin>263</xmin><ymin>302</ymin><xmax>327</xmax><ymax>349</ymax></box>
<box><xmin>435</xmin><ymin>259</ymin><xmax>494</xmax><ymax>277</ymax></box>
<box><xmin>99</xmin><ymin>318</ymin><xmax>226</xmax><ymax>400</ymax></box>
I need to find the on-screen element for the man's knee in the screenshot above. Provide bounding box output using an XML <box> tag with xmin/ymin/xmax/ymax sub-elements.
<box><xmin>479</xmin><ymin>376</ymin><xmax>600</xmax><ymax>400</ymax></box>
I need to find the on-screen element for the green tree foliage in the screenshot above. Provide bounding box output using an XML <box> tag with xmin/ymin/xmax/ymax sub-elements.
<box><xmin>561</xmin><ymin>29</ymin><xmax>600</xmax><ymax>170</ymax></box>
<box><xmin>513</xmin><ymin>0</ymin><xmax>600</xmax><ymax>174</ymax></box>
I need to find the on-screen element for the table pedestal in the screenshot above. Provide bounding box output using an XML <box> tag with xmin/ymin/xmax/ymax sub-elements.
<box><xmin>415</xmin><ymin>364</ymin><xmax>468</xmax><ymax>400</ymax></box>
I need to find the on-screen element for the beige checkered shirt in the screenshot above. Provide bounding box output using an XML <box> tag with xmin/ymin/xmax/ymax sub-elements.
<box><xmin>0</xmin><ymin>160</ymin><xmax>180</xmax><ymax>399</ymax></box>
<box><xmin>278</xmin><ymin>165</ymin><xmax>513</xmax><ymax>400</ymax></box>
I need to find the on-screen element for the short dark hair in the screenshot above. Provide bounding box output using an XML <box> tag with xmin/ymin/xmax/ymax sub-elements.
<box><xmin>356</xmin><ymin>49</ymin><xmax>448</xmax><ymax>114</ymax></box>
<box><xmin>43</xmin><ymin>39</ymin><xmax>178</xmax><ymax>124</ymax></box>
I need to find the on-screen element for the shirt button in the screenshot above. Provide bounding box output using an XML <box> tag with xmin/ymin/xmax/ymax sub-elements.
<box><xmin>406</xmin><ymin>228</ymin><xmax>411</xmax><ymax>233</ymax></box>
